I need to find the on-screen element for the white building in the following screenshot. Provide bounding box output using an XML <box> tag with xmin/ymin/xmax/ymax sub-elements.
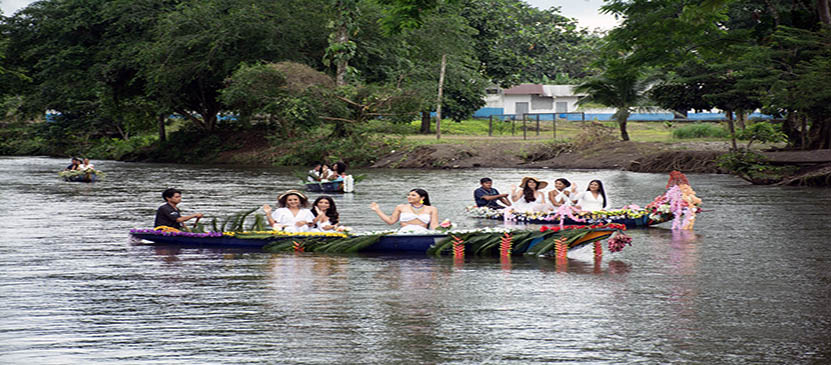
<box><xmin>480</xmin><ymin>84</ymin><xmax>585</xmax><ymax>117</ymax></box>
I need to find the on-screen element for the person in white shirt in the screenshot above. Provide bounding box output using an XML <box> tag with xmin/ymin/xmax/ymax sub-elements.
<box><xmin>547</xmin><ymin>178</ymin><xmax>577</xmax><ymax>209</ymax></box>
<box><xmin>571</xmin><ymin>179</ymin><xmax>610</xmax><ymax>212</ymax></box>
<box><xmin>262</xmin><ymin>190</ymin><xmax>315</xmax><ymax>232</ymax></box>
<box><xmin>509</xmin><ymin>177</ymin><xmax>547</xmax><ymax>213</ymax></box>
<box><xmin>310</xmin><ymin>195</ymin><xmax>340</xmax><ymax>232</ymax></box>
<box><xmin>79</xmin><ymin>158</ymin><xmax>95</xmax><ymax>171</ymax></box>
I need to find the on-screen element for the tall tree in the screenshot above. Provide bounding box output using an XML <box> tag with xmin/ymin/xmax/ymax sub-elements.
<box><xmin>575</xmin><ymin>58</ymin><xmax>651</xmax><ymax>141</ymax></box>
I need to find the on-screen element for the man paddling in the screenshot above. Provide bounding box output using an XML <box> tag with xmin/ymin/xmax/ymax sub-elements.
<box><xmin>154</xmin><ymin>188</ymin><xmax>204</xmax><ymax>231</ymax></box>
<box><xmin>474</xmin><ymin>177</ymin><xmax>511</xmax><ymax>209</ymax></box>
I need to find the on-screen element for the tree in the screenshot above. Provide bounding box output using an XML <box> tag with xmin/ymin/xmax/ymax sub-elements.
<box><xmin>575</xmin><ymin>59</ymin><xmax>651</xmax><ymax>141</ymax></box>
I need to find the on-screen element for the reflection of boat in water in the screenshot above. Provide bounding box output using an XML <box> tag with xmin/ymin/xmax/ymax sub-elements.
<box><xmin>58</xmin><ymin>170</ymin><xmax>98</xmax><ymax>182</ymax></box>
<box><xmin>130</xmin><ymin>224</ymin><xmax>627</xmax><ymax>256</ymax></box>
<box><xmin>304</xmin><ymin>175</ymin><xmax>355</xmax><ymax>193</ymax></box>
<box><xmin>467</xmin><ymin>171</ymin><xmax>702</xmax><ymax>229</ymax></box>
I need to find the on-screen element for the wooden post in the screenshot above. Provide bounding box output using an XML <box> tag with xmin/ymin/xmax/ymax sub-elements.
<box><xmin>536</xmin><ymin>114</ymin><xmax>540</xmax><ymax>136</ymax></box>
<box><xmin>435</xmin><ymin>54</ymin><xmax>447</xmax><ymax>140</ymax></box>
<box><xmin>489</xmin><ymin>115</ymin><xmax>493</xmax><ymax>136</ymax></box>
<box><xmin>552</xmin><ymin>114</ymin><xmax>557</xmax><ymax>139</ymax></box>
<box><xmin>523</xmin><ymin>115</ymin><xmax>527</xmax><ymax>140</ymax></box>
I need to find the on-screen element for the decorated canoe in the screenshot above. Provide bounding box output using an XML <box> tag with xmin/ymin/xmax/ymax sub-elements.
<box><xmin>305</xmin><ymin>181</ymin><xmax>346</xmax><ymax>193</ymax></box>
<box><xmin>58</xmin><ymin>169</ymin><xmax>100</xmax><ymax>182</ymax></box>
<box><xmin>129</xmin><ymin>223</ymin><xmax>631</xmax><ymax>256</ymax></box>
<box><xmin>467</xmin><ymin>171</ymin><xmax>703</xmax><ymax>230</ymax></box>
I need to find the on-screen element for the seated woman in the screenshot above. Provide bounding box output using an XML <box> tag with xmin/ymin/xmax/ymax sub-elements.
<box><xmin>510</xmin><ymin>177</ymin><xmax>548</xmax><ymax>213</ymax></box>
<box><xmin>370</xmin><ymin>188</ymin><xmax>438</xmax><ymax>232</ymax></box>
<box><xmin>262</xmin><ymin>190</ymin><xmax>315</xmax><ymax>232</ymax></box>
<box><xmin>329</xmin><ymin>161</ymin><xmax>348</xmax><ymax>181</ymax></box>
<box><xmin>310</xmin><ymin>195</ymin><xmax>340</xmax><ymax>232</ymax></box>
<box><xmin>571</xmin><ymin>179</ymin><xmax>610</xmax><ymax>212</ymax></box>
<box><xmin>547</xmin><ymin>178</ymin><xmax>577</xmax><ymax>209</ymax></box>
<box><xmin>79</xmin><ymin>158</ymin><xmax>95</xmax><ymax>171</ymax></box>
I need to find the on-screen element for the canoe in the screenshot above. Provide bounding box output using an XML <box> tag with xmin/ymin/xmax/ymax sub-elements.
<box><xmin>465</xmin><ymin>206</ymin><xmax>672</xmax><ymax>228</ymax></box>
<box><xmin>305</xmin><ymin>181</ymin><xmax>344</xmax><ymax>193</ymax></box>
<box><xmin>59</xmin><ymin>171</ymin><xmax>97</xmax><ymax>182</ymax></box>
<box><xmin>129</xmin><ymin>225</ymin><xmax>625</xmax><ymax>256</ymax></box>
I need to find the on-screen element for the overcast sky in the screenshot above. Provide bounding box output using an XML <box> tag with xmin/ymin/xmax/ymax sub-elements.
<box><xmin>3</xmin><ymin>0</ymin><xmax>619</xmax><ymax>30</ymax></box>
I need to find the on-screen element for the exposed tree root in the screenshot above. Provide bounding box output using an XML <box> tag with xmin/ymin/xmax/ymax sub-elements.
<box><xmin>627</xmin><ymin>151</ymin><xmax>724</xmax><ymax>173</ymax></box>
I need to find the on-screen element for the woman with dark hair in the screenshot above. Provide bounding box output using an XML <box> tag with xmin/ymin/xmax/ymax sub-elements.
<box><xmin>370</xmin><ymin>188</ymin><xmax>439</xmax><ymax>232</ymax></box>
<box><xmin>330</xmin><ymin>161</ymin><xmax>347</xmax><ymax>180</ymax></box>
<box><xmin>310</xmin><ymin>195</ymin><xmax>340</xmax><ymax>232</ymax></box>
<box><xmin>547</xmin><ymin>178</ymin><xmax>577</xmax><ymax>209</ymax></box>
<box><xmin>571</xmin><ymin>180</ymin><xmax>610</xmax><ymax>211</ymax></box>
<box><xmin>262</xmin><ymin>190</ymin><xmax>315</xmax><ymax>232</ymax></box>
<box><xmin>509</xmin><ymin>177</ymin><xmax>548</xmax><ymax>213</ymax></box>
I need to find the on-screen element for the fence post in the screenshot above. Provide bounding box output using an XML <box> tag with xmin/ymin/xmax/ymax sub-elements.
<box><xmin>523</xmin><ymin>114</ymin><xmax>527</xmax><ymax>140</ymax></box>
<box><xmin>536</xmin><ymin>114</ymin><xmax>540</xmax><ymax>136</ymax></box>
<box><xmin>553</xmin><ymin>114</ymin><xmax>557</xmax><ymax>139</ymax></box>
<box><xmin>511</xmin><ymin>116</ymin><xmax>515</xmax><ymax>136</ymax></box>
<box><xmin>489</xmin><ymin>115</ymin><xmax>493</xmax><ymax>136</ymax></box>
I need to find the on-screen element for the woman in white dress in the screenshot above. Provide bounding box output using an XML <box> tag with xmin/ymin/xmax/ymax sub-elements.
<box><xmin>510</xmin><ymin>177</ymin><xmax>547</xmax><ymax>213</ymax></box>
<box><xmin>571</xmin><ymin>180</ymin><xmax>610</xmax><ymax>212</ymax></box>
<box><xmin>547</xmin><ymin>178</ymin><xmax>577</xmax><ymax>209</ymax></box>
<box><xmin>310</xmin><ymin>195</ymin><xmax>340</xmax><ymax>232</ymax></box>
<box><xmin>370</xmin><ymin>189</ymin><xmax>439</xmax><ymax>232</ymax></box>
<box><xmin>262</xmin><ymin>190</ymin><xmax>315</xmax><ymax>232</ymax></box>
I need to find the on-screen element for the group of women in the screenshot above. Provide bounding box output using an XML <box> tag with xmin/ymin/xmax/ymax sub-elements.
<box><xmin>509</xmin><ymin>177</ymin><xmax>609</xmax><ymax>213</ymax></box>
<box><xmin>307</xmin><ymin>161</ymin><xmax>348</xmax><ymax>182</ymax></box>
<box><xmin>263</xmin><ymin>188</ymin><xmax>438</xmax><ymax>233</ymax></box>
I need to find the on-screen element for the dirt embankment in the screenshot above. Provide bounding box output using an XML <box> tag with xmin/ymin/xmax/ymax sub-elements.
<box><xmin>371</xmin><ymin>140</ymin><xmax>728</xmax><ymax>173</ymax></box>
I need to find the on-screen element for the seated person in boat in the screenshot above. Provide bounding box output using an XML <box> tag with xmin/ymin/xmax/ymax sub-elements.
<box><xmin>79</xmin><ymin>158</ymin><xmax>95</xmax><ymax>171</ymax></box>
<box><xmin>571</xmin><ymin>179</ymin><xmax>610</xmax><ymax>211</ymax></box>
<box><xmin>64</xmin><ymin>157</ymin><xmax>81</xmax><ymax>171</ymax></box>
<box><xmin>310</xmin><ymin>195</ymin><xmax>341</xmax><ymax>232</ymax></box>
<box><xmin>328</xmin><ymin>161</ymin><xmax>348</xmax><ymax>181</ymax></box>
<box><xmin>510</xmin><ymin>177</ymin><xmax>548</xmax><ymax>213</ymax></box>
<box><xmin>154</xmin><ymin>188</ymin><xmax>204</xmax><ymax>231</ymax></box>
<box><xmin>370</xmin><ymin>188</ymin><xmax>438</xmax><ymax>232</ymax></box>
<box><xmin>263</xmin><ymin>190</ymin><xmax>315</xmax><ymax>232</ymax></box>
<box><xmin>307</xmin><ymin>161</ymin><xmax>322</xmax><ymax>182</ymax></box>
<box><xmin>474</xmin><ymin>177</ymin><xmax>511</xmax><ymax>209</ymax></box>
<box><xmin>547</xmin><ymin>178</ymin><xmax>577</xmax><ymax>209</ymax></box>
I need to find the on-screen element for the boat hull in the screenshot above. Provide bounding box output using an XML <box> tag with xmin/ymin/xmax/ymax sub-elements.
<box><xmin>305</xmin><ymin>181</ymin><xmax>344</xmax><ymax>193</ymax></box>
<box><xmin>467</xmin><ymin>207</ymin><xmax>670</xmax><ymax>228</ymax></box>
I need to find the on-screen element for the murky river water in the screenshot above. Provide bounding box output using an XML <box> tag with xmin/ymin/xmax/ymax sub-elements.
<box><xmin>1</xmin><ymin>156</ymin><xmax>830</xmax><ymax>364</ymax></box>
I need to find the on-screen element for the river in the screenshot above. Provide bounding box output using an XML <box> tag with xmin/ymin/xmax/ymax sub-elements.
<box><xmin>1</xmin><ymin>156</ymin><xmax>830</xmax><ymax>364</ymax></box>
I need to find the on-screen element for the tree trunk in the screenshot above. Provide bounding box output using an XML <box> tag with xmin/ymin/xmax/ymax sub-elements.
<box><xmin>616</xmin><ymin>109</ymin><xmax>630</xmax><ymax>141</ymax></box>
<box><xmin>158</xmin><ymin>113</ymin><xmax>167</xmax><ymax>143</ymax></box>
<box><xmin>335</xmin><ymin>24</ymin><xmax>348</xmax><ymax>87</ymax></box>
<box><xmin>801</xmin><ymin>114</ymin><xmax>807</xmax><ymax>150</ymax></box>
<box><xmin>435</xmin><ymin>54</ymin><xmax>447</xmax><ymax>140</ymax></box>
<box><xmin>420</xmin><ymin>111</ymin><xmax>431</xmax><ymax>133</ymax></box>
<box><xmin>726</xmin><ymin>110</ymin><xmax>738</xmax><ymax>151</ymax></box>
<box><xmin>818</xmin><ymin>0</ymin><xmax>831</xmax><ymax>25</ymax></box>
<box><xmin>782</xmin><ymin>111</ymin><xmax>801</xmax><ymax>149</ymax></box>
<box><xmin>736</xmin><ymin>109</ymin><xmax>746</xmax><ymax>129</ymax></box>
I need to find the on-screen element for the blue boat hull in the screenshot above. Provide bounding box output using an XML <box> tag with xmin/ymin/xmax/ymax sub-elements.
<box><xmin>305</xmin><ymin>181</ymin><xmax>343</xmax><ymax>193</ymax></box>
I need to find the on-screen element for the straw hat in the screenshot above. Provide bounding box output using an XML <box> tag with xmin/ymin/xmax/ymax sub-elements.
<box><xmin>519</xmin><ymin>177</ymin><xmax>548</xmax><ymax>190</ymax></box>
<box><xmin>278</xmin><ymin>189</ymin><xmax>308</xmax><ymax>201</ymax></box>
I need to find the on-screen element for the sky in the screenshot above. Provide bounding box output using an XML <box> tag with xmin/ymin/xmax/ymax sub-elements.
<box><xmin>2</xmin><ymin>0</ymin><xmax>619</xmax><ymax>30</ymax></box>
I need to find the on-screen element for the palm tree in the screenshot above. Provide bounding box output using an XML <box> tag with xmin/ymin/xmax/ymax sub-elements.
<box><xmin>575</xmin><ymin>60</ymin><xmax>650</xmax><ymax>141</ymax></box>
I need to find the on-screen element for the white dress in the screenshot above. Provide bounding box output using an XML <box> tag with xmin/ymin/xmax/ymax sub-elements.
<box><xmin>548</xmin><ymin>190</ymin><xmax>573</xmax><ymax>208</ymax></box>
<box><xmin>510</xmin><ymin>192</ymin><xmax>547</xmax><ymax>213</ymax></box>
<box><xmin>271</xmin><ymin>208</ymin><xmax>315</xmax><ymax>232</ymax></box>
<box><xmin>311</xmin><ymin>215</ymin><xmax>337</xmax><ymax>232</ymax></box>
<box><xmin>573</xmin><ymin>191</ymin><xmax>609</xmax><ymax>212</ymax></box>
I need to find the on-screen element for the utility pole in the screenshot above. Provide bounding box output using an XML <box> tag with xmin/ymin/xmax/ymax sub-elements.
<box><xmin>435</xmin><ymin>54</ymin><xmax>446</xmax><ymax>140</ymax></box>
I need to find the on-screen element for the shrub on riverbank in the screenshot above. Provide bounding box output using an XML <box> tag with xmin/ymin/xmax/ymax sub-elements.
<box><xmin>672</xmin><ymin>123</ymin><xmax>729</xmax><ymax>139</ymax></box>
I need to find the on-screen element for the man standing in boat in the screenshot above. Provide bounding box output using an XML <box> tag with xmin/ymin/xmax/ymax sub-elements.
<box><xmin>154</xmin><ymin>188</ymin><xmax>204</xmax><ymax>231</ymax></box>
<box><xmin>474</xmin><ymin>177</ymin><xmax>511</xmax><ymax>209</ymax></box>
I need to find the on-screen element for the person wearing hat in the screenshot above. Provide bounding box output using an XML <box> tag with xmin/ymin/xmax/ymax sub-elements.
<box><xmin>262</xmin><ymin>190</ymin><xmax>315</xmax><ymax>232</ymax></box>
<box><xmin>510</xmin><ymin>177</ymin><xmax>548</xmax><ymax>213</ymax></box>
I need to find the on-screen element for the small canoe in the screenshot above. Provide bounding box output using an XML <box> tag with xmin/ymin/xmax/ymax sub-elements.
<box><xmin>305</xmin><ymin>181</ymin><xmax>344</xmax><ymax>193</ymax></box>
<box><xmin>465</xmin><ymin>206</ymin><xmax>672</xmax><ymax>228</ymax></box>
<box><xmin>59</xmin><ymin>171</ymin><xmax>97</xmax><ymax>182</ymax></box>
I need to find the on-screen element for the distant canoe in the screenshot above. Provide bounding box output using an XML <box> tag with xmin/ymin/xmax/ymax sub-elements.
<box><xmin>58</xmin><ymin>170</ymin><xmax>98</xmax><ymax>183</ymax></box>
<box><xmin>465</xmin><ymin>206</ymin><xmax>672</xmax><ymax>228</ymax></box>
<box><xmin>305</xmin><ymin>175</ymin><xmax>355</xmax><ymax>193</ymax></box>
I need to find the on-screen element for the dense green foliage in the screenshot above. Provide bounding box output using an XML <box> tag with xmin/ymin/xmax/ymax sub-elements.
<box><xmin>672</xmin><ymin>123</ymin><xmax>730</xmax><ymax>139</ymax></box>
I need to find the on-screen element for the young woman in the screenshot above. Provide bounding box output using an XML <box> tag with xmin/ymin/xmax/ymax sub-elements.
<box><xmin>571</xmin><ymin>179</ymin><xmax>610</xmax><ymax>212</ymax></box>
<box><xmin>370</xmin><ymin>189</ymin><xmax>439</xmax><ymax>232</ymax></box>
<box><xmin>510</xmin><ymin>177</ymin><xmax>548</xmax><ymax>213</ymax></box>
<box><xmin>262</xmin><ymin>190</ymin><xmax>315</xmax><ymax>232</ymax></box>
<box><xmin>329</xmin><ymin>161</ymin><xmax>347</xmax><ymax>180</ymax></box>
<box><xmin>310</xmin><ymin>195</ymin><xmax>340</xmax><ymax>232</ymax></box>
<box><xmin>547</xmin><ymin>178</ymin><xmax>576</xmax><ymax>209</ymax></box>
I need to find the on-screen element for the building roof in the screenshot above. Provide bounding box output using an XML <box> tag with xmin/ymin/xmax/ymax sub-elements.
<box><xmin>503</xmin><ymin>84</ymin><xmax>544</xmax><ymax>95</ymax></box>
<box><xmin>543</xmin><ymin>85</ymin><xmax>583</xmax><ymax>97</ymax></box>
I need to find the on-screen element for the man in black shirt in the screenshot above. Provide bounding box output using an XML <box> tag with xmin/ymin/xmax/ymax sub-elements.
<box><xmin>154</xmin><ymin>188</ymin><xmax>204</xmax><ymax>230</ymax></box>
<box><xmin>474</xmin><ymin>177</ymin><xmax>511</xmax><ymax>209</ymax></box>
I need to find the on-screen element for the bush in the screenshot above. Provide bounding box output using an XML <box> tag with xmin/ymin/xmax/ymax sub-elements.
<box><xmin>672</xmin><ymin>123</ymin><xmax>729</xmax><ymax>139</ymax></box>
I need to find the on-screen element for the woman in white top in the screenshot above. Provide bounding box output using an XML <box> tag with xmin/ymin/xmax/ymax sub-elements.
<box><xmin>510</xmin><ymin>177</ymin><xmax>548</xmax><ymax>213</ymax></box>
<box><xmin>571</xmin><ymin>180</ymin><xmax>610</xmax><ymax>212</ymax></box>
<box><xmin>547</xmin><ymin>178</ymin><xmax>577</xmax><ymax>209</ymax></box>
<box><xmin>310</xmin><ymin>195</ymin><xmax>340</xmax><ymax>232</ymax></box>
<box><xmin>370</xmin><ymin>189</ymin><xmax>439</xmax><ymax>232</ymax></box>
<box><xmin>79</xmin><ymin>158</ymin><xmax>95</xmax><ymax>171</ymax></box>
<box><xmin>262</xmin><ymin>190</ymin><xmax>315</xmax><ymax>232</ymax></box>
